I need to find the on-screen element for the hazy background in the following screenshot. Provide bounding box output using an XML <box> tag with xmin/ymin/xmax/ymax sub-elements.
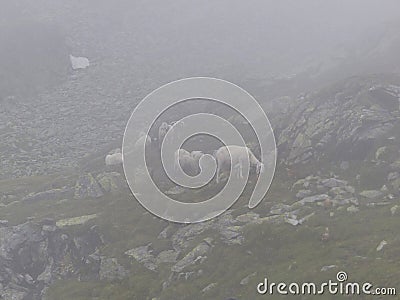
<box><xmin>1</xmin><ymin>0</ymin><xmax>400</xmax><ymax>98</ymax></box>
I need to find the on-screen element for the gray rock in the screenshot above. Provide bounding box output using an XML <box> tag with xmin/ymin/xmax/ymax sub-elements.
<box><xmin>125</xmin><ymin>244</ymin><xmax>157</xmax><ymax>271</ymax></box>
<box><xmin>321</xmin><ymin>178</ymin><xmax>348</xmax><ymax>188</ymax></box>
<box><xmin>285</xmin><ymin>218</ymin><xmax>299</xmax><ymax>226</ymax></box>
<box><xmin>300</xmin><ymin>194</ymin><xmax>329</xmax><ymax>204</ymax></box>
<box><xmin>236</xmin><ymin>212</ymin><xmax>260</xmax><ymax>223</ymax></box>
<box><xmin>23</xmin><ymin>186</ymin><xmax>73</xmax><ymax>202</ymax></box>
<box><xmin>321</xmin><ymin>265</ymin><xmax>337</xmax><ymax>272</ymax></box>
<box><xmin>252</xmin><ymin>215</ymin><xmax>286</xmax><ymax>225</ymax></box>
<box><xmin>96</xmin><ymin>172</ymin><xmax>126</xmax><ymax>193</ymax></box>
<box><xmin>158</xmin><ymin>224</ymin><xmax>174</xmax><ymax>239</ymax></box>
<box><xmin>344</xmin><ymin>185</ymin><xmax>356</xmax><ymax>194</ymax></box>
<box><xmin>171</xmin><ymin>222</ymin><xmax>213</xmax><ymax>251</ymax></box>
<box><xmin>176</xmin><ymin>271</ymin><xmax>198</xmax><ymax>281</ymax></box>
<box><xmin>366</xmin><ymin>202</ymin><xmax>392</xmax><ymax>207</ymax></box>
<box><xmin>219</xmin><ymin>226</ymin><xmax>243</xmax><ymax>245</ymax></box>
<box><xmin>296</xmin><ymin>189</ymin><xmax>313</xmax><ymax>199</ymax></box>
<box><xmin>172</xmin><ymin>238</ymin><xmax>213</xmax><ymax>273</ymax></box>
<box><xmin>99</xmin><ymin>258</ymin><xmax>128</xmax><ymax>281</ymax></box>
<box><xmin>390</xmin><ymin>161</ymin><xmax>400</xmax><ymax>171</ymax></box>
<box><xmin>270</xmin><ymin>204</ymin><xmax>292</xmax><ymax>214</ymax></box>
<box><xmin>387</xmin><ymin>172</ymin><xmax>400</xmax><ymax>181</ymax></box>
<box><xmin>156</xmin><ymin>250</ymin><xmax>180</xmax><ymax>264</ymax></box>
<box><xmin>359</xmin><ymin>190</ymin><xmax>384</xmax><ymax>199</ymax></box>
<box><xmin>390</xmin><ymin>178</ymin><xmax>400</xmax><ymax>191</ymax></box>
<box><xmin>74</xmin><ymin>173</ymin><xmax>104</xmax><ymax>199</ymax></box>
<box><xmin>0</xmin><ymin>220</ymin><xmax>9</xmax><ymax>227</ymax></box>
<box><xmin>0</xmin><ymin>288</ymin><xmax>28</xmax><ymax>300</ymax></box>
<box><xmin>0</xmin><ymin>221</ymin><xmax>103</xmax><ymax>298</ymax></box>
<box><xmin>298</xmin><ymin>212</ymin><xmax>315</xmax><ymax>224</ymax></box>
<box><xmin>240</xmin><ymin>272</ymin><xmax>257</xmax><ymax>285</ymax></box>
<box><xmin>277</xmin><ymin>79</ymin><xmax>398</xmax><ymax>166</ymax></box>
<box><xmin>329</xmin><ymin>187</ymin><xmax>346</xmax><ymax>196</ymax></box>
<box><xmin>347</xmin><ymin>205</ymin><xmax>359</xmax><ymax>213</ymax></box>
<box><xmin>202</xmin><ymin>282</ymin><xmax>217</xmax><ymax>293</ymax></box>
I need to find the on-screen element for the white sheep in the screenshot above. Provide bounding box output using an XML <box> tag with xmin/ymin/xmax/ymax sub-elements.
<box><xmin>190</xmin><ymin>150</ymin><xmax>204</xmax><ymax>162</ymax></box>
<box><xmin>174</xmin><ymin>149</ymin><xmax>200</xmax><ymax>176</ymax></box>
<box><xmin>158</xmin><ymin>120</ymin><xmax>185</xmax><ymax>147</ymax></box>
<box><xmin>105</xmin><ymin>152</ymin><xmax>123</xmax><ymax>166</ymax></box>
<box><xmin>214</xmin><ymin>145</ymin><xmax>264</xmax><ymax>183</ymax></box>
<box><xmin>158</xmin><ymin>122</ymin><xmax>171</xmax><ymax>147</ymax></box>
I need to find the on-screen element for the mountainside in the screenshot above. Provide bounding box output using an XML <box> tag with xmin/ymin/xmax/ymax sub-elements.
<box><xmin>1</xmin><ymin>73</ymin><xmax>400</xmax><ymax>299</ymax></box>
<box><xmin>1</xmin><ymin>2</ymin><xmax>400</xmax><ymax>299</ymax></box>
<box><xmin>275</xmin><ymin>75</ymin><xmax>400</xmax><ymax>165</ymax></box>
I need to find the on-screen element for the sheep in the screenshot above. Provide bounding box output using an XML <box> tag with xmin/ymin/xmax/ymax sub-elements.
<box><xmin>174</xmin><ymin>149</ymin><xmax>200</xmax><ymax>176</ymax></box>
<box><xmin>190</xmin><ymin>150</ymin><xmax>204</xmax><ymax>163</ymax></box>
<box><xmin>214</xmin><ymin>145</ymin><xmax>264</xmax><ymax>183</ymax></box>
<box><xmin>158</xmin><ymin>122</ymin><xmax>172</xmax><ymax>147</ymax></box>
<box><xmin>174</xmin><ymin>149</ymin><xmax>191</xmax><ymax>170</ymax></box>
<box><xmin>105</xmin><ymin>152</ymin><xmax>123</xmax><ymax>166</ymax></box>
<box><xmin>158</xmin><ymin>120</ymin><xmax>185</xmax><ymax>147</ymax></box>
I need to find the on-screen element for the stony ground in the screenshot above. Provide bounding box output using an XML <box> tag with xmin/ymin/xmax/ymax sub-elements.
<box><xmin>1</xmin><ymin>73</ymin><xmax>400</xmax><ymax>299</ymax></box>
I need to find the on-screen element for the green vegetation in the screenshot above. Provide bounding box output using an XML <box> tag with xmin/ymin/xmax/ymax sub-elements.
<box><xmin>1</xmin><ymin>159</ymin><xmax>399</xmax><ymax>299</ymax></box>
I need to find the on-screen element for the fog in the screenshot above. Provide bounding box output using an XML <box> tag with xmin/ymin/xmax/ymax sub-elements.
<box><xmin>1</xmin><ymin>0</ymin><xmax>400</xmax><ymax>96</ymax></box>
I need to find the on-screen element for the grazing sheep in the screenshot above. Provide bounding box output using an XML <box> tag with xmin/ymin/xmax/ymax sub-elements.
<box><xmin>158</xmin><ymin>122</ymin><xmax>171</xmax><ymax>147</ymax></box>
<box><xmin>174</xmin><ymin>149</ymin><xmax>191</xmax><ymax>170</ymax></box>
<box><xmin>158</xmin><ymin>120</ymin><xmax>185</xmax><ymax>147</ymax></box>
<box><xmin>170</xmin><ymin>120</ymin><xmax>185</xmax><ymax>141</ymax></box>
<box><xmin>214</xmin><ymin>145</ymin><xmax>264</xmax><ymax>183</ymax></box>
<box><xmin>105</xmin><ymin>152</ymin><xmax>123</xmax><ymax>166</ymax></box>
<box><xmin>174</xmin><ymin>149</ymin><xmax>199</xmax><ymax>175</ymax></box>
<box><xmin>190</xmin><ymin>150</ymin><xmax>204</xmax><ymax>162</ymax></box>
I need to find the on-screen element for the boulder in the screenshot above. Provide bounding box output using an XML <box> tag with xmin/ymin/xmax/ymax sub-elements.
<box><xmin>321</xmin><ymin>178</ymin><xmax>348</xmax><ymax>188</ymax></box>
<box><xmin>359</xmin><ymin>190</ymin><xmax>384</xmax><ymax>199</ymax></box>
<box><xmin>0</xmin><ymin>221</ymin><xmax>102</xmax><ymax>298</ymax></box>
<box><xmin>22</xmin><ymin>186</ymin><xmax>73</xmax><ymax>202</ymax></box>
<box><xmin>172</xmin><ymin>238</ymin><xmax>213</xmax><ymax>273</ymax></box>
<box><xmin>299</xmin><ymin>194</ymin><xmax>329</xmax><ymax>204</ymax></box>
<box><xmin>56</xmin><ymin>214</ymin><xmax>97</xmax><ymax>228</ymax></box>
<box><xmin>125</xmin><ymin>244</ymin><xmax>157</xmax><ymax>271</ymax></box>
<box><xmin>96</xmin><ymin>172</ymin><xmax>125</xmax><ymax>193</ymax></box>
<box><xmin>99</xmin><ymin>258</ymin><xmax>128</xmax><ymax>281</ymax></box>
<box><xmin>74</xmin><ymin>173</ymin><xmax>104</xmax><ymax>199</ymax></box>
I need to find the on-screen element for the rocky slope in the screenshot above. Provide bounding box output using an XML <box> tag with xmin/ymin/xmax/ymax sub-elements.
<box><xmin>0</xmin><ymin>220</ymin><xmax>103</xmax><ymax>300</ymax></box>
<box><xmin>273</xmin><ymin>75</ymin><xmax>400</xmax><ymax>165</ymax></box>
<box><xmin>1</xmin><ymin>73</ymin><xmax>400</xmax><ymax>299</ymax></box>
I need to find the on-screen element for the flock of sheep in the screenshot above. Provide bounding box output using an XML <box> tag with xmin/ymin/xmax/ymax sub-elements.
<box><xmin>105</xmin><ymin>121</ymin><xmax>264</xmax><ymax>184</ymax></box>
